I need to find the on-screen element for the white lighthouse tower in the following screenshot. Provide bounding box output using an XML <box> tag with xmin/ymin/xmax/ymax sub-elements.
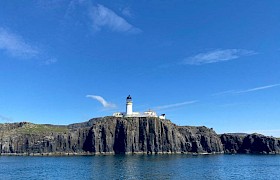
<box><xmin>113</xmin><ymin>95</ymin><xmax>165</xmax><ymax>119</ymax></box>
<box><xmin>126</xmin><ymin>95</ymin><xmax>133</xmax><ymax>116</ymax></box>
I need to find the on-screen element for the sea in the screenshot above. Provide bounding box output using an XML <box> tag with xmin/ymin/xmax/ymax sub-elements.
<box><xmin>0</xmin><ymin>154</ymin><xmax>279</xmax><ymax>180</ymax></box>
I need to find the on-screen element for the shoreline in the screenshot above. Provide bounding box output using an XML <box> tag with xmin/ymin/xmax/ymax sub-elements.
<box><xmin>1</xmin><ymin>151</ymin><xmax>279</xmax><ymax>156</ymax></box>
<box><xmin>0</xmin><ymin>151</ymin><xmax>224</xmax><ymax>156</ymax></box>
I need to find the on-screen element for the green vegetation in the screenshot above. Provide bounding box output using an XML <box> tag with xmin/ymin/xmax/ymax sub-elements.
<box><xmin>18</xmin><ymin>123</ymin><xmax>68</xmax><ymax>135</ymax></box>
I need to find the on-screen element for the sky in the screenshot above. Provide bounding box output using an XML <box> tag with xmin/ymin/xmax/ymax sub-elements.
<box><xmin>1</xmin><ymin>0</ymin><xmax>280</xmax><ymax>137</ymax></box>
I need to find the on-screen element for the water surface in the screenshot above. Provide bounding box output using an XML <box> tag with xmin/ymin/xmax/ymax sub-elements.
<box><xmin>0</xmin><ymin>154</ymin><xmax>279</xmax><ymax>179</ymax></box>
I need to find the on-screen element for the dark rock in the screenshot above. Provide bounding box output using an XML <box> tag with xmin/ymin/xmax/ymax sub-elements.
<box><xmin>220</xmin><ymin>134</ymin><xmax>244</xmax><ymax>153</ymax></box>
<box><xmin>0</xmin><ymin>117</ymin><xmax>224</xmax><ymax>155</ymax></box>
<box><xmin>2</xmin><ymin>117</ymin><xmax>279</xmax><ymax>155</ymax></box>
<box><xmin>220</xmin><ymin>133</ymin><xmax>280</xmax><ymax>154</ymax></box>
<box><xmin>240</xmin><ymin>134</ymin><xmax>280</xmax><ymax>154</ymax></box>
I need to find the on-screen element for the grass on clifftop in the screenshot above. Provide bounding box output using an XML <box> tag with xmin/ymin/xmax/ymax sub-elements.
<box><xmin>18</xmin><ymin>123</ymin><xmax>68</xmax><ymax>134</ymax></box>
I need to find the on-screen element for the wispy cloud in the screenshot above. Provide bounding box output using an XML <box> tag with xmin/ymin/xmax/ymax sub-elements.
<box><xmin>155</xmin><ymin>100</ymin><xmax>198</xmax><ymax>110</ymax></box>
<box><xmin>0</xmin><ymin>28</ymin><xmax>39</xmax><ymax>58</ymax></box>
<box><xmin>0</xmin><ymin>27</ymin><xmax>56</xmax><ymax>65</ymax></box>
<box><xmin>213</xmin><ymin>83</ymin><xmax>280</xmax><ymax>96</ymax></box>
<box><xmin>184</xmin><ymin>49</ymin><xmax>257</xmax><ymax>65</ymax></box>
<box><xmin>235</xmin><ymin>84</ymin><xmax>280</xmax><ymax>94</ymax></box>
<box><xmin>212</xmin><ymin>90</ymin><xmax>236</xmax><ymax>96</ymax></box>
<box><xmin>0</xmin><ymin>114</ymin><xmax>13</xmax><ymax>122</ymax></box>
<box><xmin>64</xmin><ymin>2</ymin><xmax>140</xmax><ymax>34</ymax></box>
<box><xmin>89</xmin><ymin>4</ymin><xmax>141</xmax><ymax>33</ymax></box>
<box><xmin>86</xmin><ymin>95</ymin><xmax>116</xmax><ymax>108</ymax></box>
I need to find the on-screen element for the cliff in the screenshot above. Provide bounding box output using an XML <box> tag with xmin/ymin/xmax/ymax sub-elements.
<box><xmin>220</xmin><ymin>133</ymin><xmax>280</xmax><ymax>154</ymax></box>
<box><xmin>0</xmin><ymin>117</ymin><xmax>223</xmax><ymax>155</ymax></box>
<box><xmin>1</xmin><ymin>117</ymin><xmax>279</xmax><ymax>155</ymax></box>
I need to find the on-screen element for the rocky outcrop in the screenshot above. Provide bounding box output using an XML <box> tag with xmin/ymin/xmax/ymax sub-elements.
<box><xmin>79</xmin><ymin>117</ymin><xmax>223</xmax><ymax>154</ymax></box>
<box><xmin>0</xmin><ymin>122</ymin><xmax>86</xmax><ymax>155</ymax></box>
<box><xmin>0</xmin><ymin>117</ymin><xmax>223</xmax><ymax>155</ymax></box>
<box><xmin>220</xmin><ymin>133</ymin><xmax>280</xmax><ymax>154</ymax></box>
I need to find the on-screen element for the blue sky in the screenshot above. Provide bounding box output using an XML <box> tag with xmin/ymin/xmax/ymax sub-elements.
<box><xmin>1</xmin><ymin>1</ymin><xmax>280</xmax><ymax>136</ymax></box>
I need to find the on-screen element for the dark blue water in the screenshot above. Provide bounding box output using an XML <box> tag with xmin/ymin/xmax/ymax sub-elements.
<box><xmin>0</xmin><ymin>154</ymin><xmax>279</xmax><ymax>179</ymax></box>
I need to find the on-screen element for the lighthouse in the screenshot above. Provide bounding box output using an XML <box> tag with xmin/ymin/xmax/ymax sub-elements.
<box><xmin>112</xmin><ymin>95</ymin><xmax>165</xmax><ymax>119</ymax></box>
<box><xmin>126</xmin><ymin>95</ymin><xmax>133</xmax><ymax>116</ymax></box>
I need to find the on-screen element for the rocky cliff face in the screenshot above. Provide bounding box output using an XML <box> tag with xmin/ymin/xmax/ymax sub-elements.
<box><xmin>78</xmin><ymin>117</ymin><xmax>223</xmax><ymax>154</ymax></box>
<box><xmin>0</xmin><ymin>117</ymin><xmax>223</xmax><ymax>155</ymax></box>
<box><xmin>0</xmin><ymin>122</ymin><xmax>85</xmax><ymax>154</ymax></box>
<box><xmin>220</xmin><ymin>133</ymin><xmax>280</xmax><ymax>154</ymax></box>
<box><xmin>1</xmin><ymin>117</ymin><xmax>279</xmax><ymax>155</ymax></box>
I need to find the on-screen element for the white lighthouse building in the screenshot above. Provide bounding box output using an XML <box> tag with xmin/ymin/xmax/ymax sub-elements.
<box><xmin>126</xmin><ymin>95</ymin><xmax>133</xmax><ymax>116</ymax></box>
<box><xmin>113</xmin><ymin>95</ymin><xmax>166</xmax><ymax>119</ymax></box>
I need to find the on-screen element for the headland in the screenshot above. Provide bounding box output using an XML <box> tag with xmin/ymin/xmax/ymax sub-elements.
<box><xmin>0</xmin><ymin>116</ymin><xmax>279</xmax><ymax>156</ymax></box>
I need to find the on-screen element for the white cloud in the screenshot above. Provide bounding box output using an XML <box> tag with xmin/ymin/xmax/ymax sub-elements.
<box><xmin>213</xmin><ymin>83</ymin><xmax>280</xmax><ymax>96</ymax></box>
<box><xmin>212</xmin><ymin>90</ymin><xmax>236</xmax><ymax>96</ymax></box>
<box><xmin>0</xmin><ymin>28</ymin><xmax>39</xmax><ymax>58</ymax></box>
<box><xmin>235</xmin><ymin>84</ymin><xmax>280</xmax><ymax>94</ymax></box>
<box><xmin>86</xmin><ymin>95</ymin><xmax>116</xmax><ymax>108</ymax></box>
<box><xmin>0</xmin><ymin>27</ymin><xmax>57</xmax><ymax>65</ymax></box>
<box><xmin>184</xmin><ymin>49</ymin><xmax>257</xmax><ymax>65</ymax></box>
<box><xmin>155</xmin><ymin>100</ymin><xmax>197</xmax><ymax>110</ymax></box>
<box><xmin>89</xmin><ymin>4</ymin><xmax>141</xmax><ymax>33</ymax></box>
